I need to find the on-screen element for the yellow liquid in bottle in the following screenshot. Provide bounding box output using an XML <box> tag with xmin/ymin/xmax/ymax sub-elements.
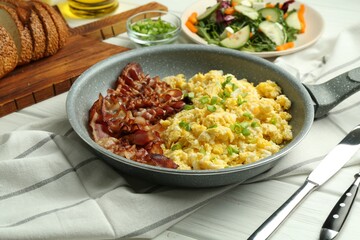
<box><xmin>68</xmin><ymin>0</ymin><xmax>119</xmax><ymax>18</ymax></box>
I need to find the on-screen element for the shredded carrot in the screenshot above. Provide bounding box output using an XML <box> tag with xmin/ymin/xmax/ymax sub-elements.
<box><xmin>231</xmin><ymin>1</ymin><xmax>238</xmax><ymax>7</ymax></box>
<box><xmin>188</xmin><ymin>12</ymin><xmax>198</xmax><ymax>25</ymax></box>
<box><xmin>266</xmin><ymin>3</ymin><xmax>275</xmax><ymax>8</ymax></box>
<box><xmin>298</xmin><ymin>4</ymin><xmax>306</xmax><ymax>33</ymax></box>
<box><xmin>276</xmin><ymin>42</ymin><xmax>295</xmax><ymax>51</ymax></box>
<box><xmin>249</xmin><ymin>32</ymin><xmax>254</xmax><ymax>38</ymax></box>
<box><xmin>186</xmin><ymin>20</ymin><xmax>198</xmax><ymax>33</ymax></box>
<box><xmin>265</xmin><ymin>15</ymin><xmax>272</xmax><ymax>21</ymax></box>
<box><xmin>224</xmin><ymin>7</ymin><xmax>235</xmax><ymax>15</ymax></box>
<box><xmin>283</xmin><ymin>12</ymin><xmax>288</xmax><ymax>19</ymax></box>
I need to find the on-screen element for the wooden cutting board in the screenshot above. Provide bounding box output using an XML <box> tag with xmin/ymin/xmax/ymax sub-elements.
<box><xmin>0</xmin><ymin>2</ymin><xmax>167</xmax><ymax>117</ymax></box>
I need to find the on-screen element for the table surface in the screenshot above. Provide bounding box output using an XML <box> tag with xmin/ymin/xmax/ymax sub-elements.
<box><xmin>1</xmin><ymin>0</ymin><xmax>360</xmax><ymax>239</ymax></box>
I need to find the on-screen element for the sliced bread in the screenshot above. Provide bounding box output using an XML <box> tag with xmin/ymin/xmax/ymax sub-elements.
<box><xmin>31</xmin><ymin>1</ymin><xmax>59</xmax><ymax>57</ymax></box>
<box><xmin>0</xmin><ymin>5</ymin><xmax>32</xmax><ymax>65</ymax></box>
<box><xmin>0</xmin><ymin>0</ymin><xmax>31</xmax><ymax>23</ymax></box>
<box><xmin>0</xmin><ymin>0</ymin><xmax>46</xmax><ymax>60</ymax></box>
<box><xmin>28</xmin><ymin>8</ymin><xmax>47</xmax><ymax>60</ymax></box>
<box><xmin>0</xmin><ymin>25</ymin><xmax>18</xmax><ymax>78</ymax></box>
<box><xmin>33</xmin><ymin>0</ymin><xmax>69</xmax><ymax>49</ymax></box>
<box><xmin>0</xmin><ymin>0</ymin><xmax>69</xmax><ymax>79</ymax></box>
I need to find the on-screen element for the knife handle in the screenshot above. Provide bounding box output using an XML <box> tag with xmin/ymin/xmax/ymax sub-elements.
<box><xmin>320</xmin><ymin>173</ymin><xmax>360</xmax><ymax>239</ymax></box>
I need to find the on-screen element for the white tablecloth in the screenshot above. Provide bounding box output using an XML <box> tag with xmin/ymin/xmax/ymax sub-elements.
<box><xmin>1</xmin><ymin>0</ymin><xmax>360</xmax><ymax>239</ymax></box>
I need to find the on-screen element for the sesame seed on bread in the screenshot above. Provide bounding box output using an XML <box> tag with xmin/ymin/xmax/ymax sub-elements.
<box><xmin>33</xmin><ymin>0</ymin><xmax>69</xmax><ymax>49</ymax></box>
<box><xmin>31</xmin><ymin>1</ymin><xmax>59</xmax><ymax>57</ymax></box>
<box><xmin>0</xmin><ymin>0</ymin><xmax>46</xmax><ymax>61</ymax></box>
<box><xmin>0</xmin><ymin>25</ymin><xmax>18</xmax><ymax>78</ymax></box>
<box><xmin>0</xmin><ymin>4</ymin><xmax>33</xmax><ymax>65</ymax></box>
<box><xmin>0</xmin><ymin>0</ymin><xmax>31</xmax><ymax>24</ymax></box>
<box><xmin>28</xmin><ymin>8</ymin><xmax>47</xmax><ymax>60</ymax></box>
<box><xmin>0</xmin><ymin>0</ymin><xmax>69</xmax><ymax>79</ymax></box>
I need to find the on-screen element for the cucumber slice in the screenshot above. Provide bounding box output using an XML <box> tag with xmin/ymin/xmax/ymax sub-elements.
<box><xmin>220</xmin><ymin>26</ymin><xmax>235</xmax><ymax>40</ymax></box>
<box><xmin>259</xmin><ymin>21</ymin><xmax>286</xmax><ymax>45</ymax></box>
<box><xmin>232</xmin><ymin>0</ymin><xmax>265</xmax><ymax>9</ymax></box>
<box><xmin>220</xmin><ymin>25</ymin><xmax>250</xmax><ymax>49</ymax></box>
<box><xmin>234</xmin><ymin>5</ymin><xmax>259</xmax><ymax>20</ymax></box>
<box><xmin>197</xmin><ymin>2</ymin><xmax>220</xmax><ymax>21</ymax></box>
<box><xmin>285</xmin><ymin>11</ymin><xmax>301</xmax><ymax>30</ymax></box>
<box><xmin>259</xmin><ymin>7</ymin><xmax>282</xmax><ymax>22</ymax></box>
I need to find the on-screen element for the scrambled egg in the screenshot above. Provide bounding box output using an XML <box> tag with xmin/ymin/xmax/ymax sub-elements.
<box><xmin>160</xmin><ymin>70</ymin><xmax>293</xmax><ymax>170</ymax></box>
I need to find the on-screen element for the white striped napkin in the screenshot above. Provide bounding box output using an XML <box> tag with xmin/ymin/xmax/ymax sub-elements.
<box><xmin>0</xmin><ymin>118</ymin><xmax>235</xmax><ymax>239</ymax></box>
<box><xmin>1</xmin><ymin>24</ymin><xmax>360</xmax><ymax>240</ymax></box>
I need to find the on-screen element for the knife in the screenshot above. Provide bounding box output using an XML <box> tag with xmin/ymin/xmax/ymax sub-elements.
<box><xmin>248</xmin><ymin>124</ymin><xmax>360</xmax><ymax>240</ymax></box>
<box><xmin>319</xmin><ymin>172</ymin><xmax>360</xmax><ymax>240</ymax></box>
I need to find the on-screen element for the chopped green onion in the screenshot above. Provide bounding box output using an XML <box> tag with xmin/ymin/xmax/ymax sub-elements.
<box><xmin>243</xmin><ymin>112</ymin><xmax>253</xmax><ymax>120</ymax></box>
<box><xmin>230</xmin><ymin>122</ymin><xmax>243</xmax><ymax>134</ymax></box>
<box><xmin>208</xmin><ymin>124</ymin><xmax>218</xmax><ymax>129</ymax></box>
<box><xmin>251</xmin><ymin>121</ymin><xmax>260</xmax><ymax>128</ymax></box>
<box><xmin>207</xmin><ymin>105</ymin><xmax>216</xmax><ymax>112</ymax></box>
<box><xmin>242</xmin><ymin>128</ymin><xmax>251</xmax><ymax>136</ymax></box>
<box><xmin>210</xmin><ymin>96</ymin><xmax>218</xmax><ymax>105</ymax></box>
<box><xmin>188</xmin><ymin>92</ymin><xmax>195</xmax><ymax>98</ymax></box>
<box><xmin>199</xmin><ymin>96</ymin><xmax>209</xmax><ymax>104</ymax></box>
<box><xmin>237</xmin><ymin>97</ymin><xmax>247</xmax><ymax>106</ymax></box>
<box><xmin>131</xmin><ymin>17</ymin><xmax>177</xmax><ymax>41</ymax></box>
<box><xmin>171</xmin><ymin>143</ymin><xmax>182</xmax><ymax>151</ymax></box>
<box><xmin>183</xmin><ymin>104</ymin><xmax>195</xmax><ymax>110</ymax></box>
<box><xmin>270</xmin><ymin>118</ymin><xmax>277</xmax><ymax>125</ymax></box>
<box><xmin>220</xmin><ymin>90</ymin><xmax>231</xmax><ymax>99</ymax></box>
<box><xmin>179</xmin><ymin>121</ymin><xmax>191</xmax><ymax>131</ymax></box>
<box><xmin>222</xmin><ymin>76</ymin><xmax>232</xmax><ymax>88</ymax></box>
<box><xmin>231</xmin><ymin>83</ymin><xmax>238</xmax><ymax>91</ymax></box>
<box><xmin>240</xmin><ymin>122</ymin><xmax>249</xmax><ymax>128</ymax></box>
<box><xmin>230</xmin><ymin>122</ymin><xmax>251</xmax><ymax>136</ymax></box>
<box><xmin>199</xmin><ymin>148</ymin><xmax>206</xmax><ymax>154</ymax></box>
<box><xmin>227</xmin><ymin>146</ymin><xmax>240</xmax><ymax>155</ymax></box>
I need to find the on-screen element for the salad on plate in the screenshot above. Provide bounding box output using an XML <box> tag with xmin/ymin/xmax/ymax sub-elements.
<box><xmin>185</xmin><ymin>0</ymin><xmax>306</xmax><ymax>52</ymax></box>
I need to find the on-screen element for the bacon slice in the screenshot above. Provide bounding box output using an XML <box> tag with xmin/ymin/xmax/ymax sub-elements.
<box><xmin>89</xmin><ymin>62</ymin><xmax>185</xmax><ymax>169</ymax></box>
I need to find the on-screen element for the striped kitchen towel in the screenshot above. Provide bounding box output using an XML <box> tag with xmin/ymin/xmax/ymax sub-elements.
<box><xmin>0</xmin><ymin>118</ymin><xmax>235</xmax><ymax>239</ymax></box>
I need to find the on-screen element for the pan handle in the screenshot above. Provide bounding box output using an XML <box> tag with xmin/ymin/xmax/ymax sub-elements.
<box><xmin>304</xmin><ymin>66</ymin><xmax>360</xmax><ymax>119</ymax></box>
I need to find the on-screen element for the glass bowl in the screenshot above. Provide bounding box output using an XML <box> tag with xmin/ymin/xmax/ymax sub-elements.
<box><xmin>126</xmin><ymin>10</ymin><xmax>181</xmax><ymax>47</ymax></box>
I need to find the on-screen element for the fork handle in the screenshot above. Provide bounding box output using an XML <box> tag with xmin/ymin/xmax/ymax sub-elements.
<box><xmin>320</xmin><ymin>173</ymin><xmax>360</xmax><ymax>240</ymax></box>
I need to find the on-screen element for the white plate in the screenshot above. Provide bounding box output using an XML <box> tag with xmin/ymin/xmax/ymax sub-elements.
<box><xmin>181</xmin><ymin>0</ymin><xmax>324</xmax><ymax>58</ymax></box>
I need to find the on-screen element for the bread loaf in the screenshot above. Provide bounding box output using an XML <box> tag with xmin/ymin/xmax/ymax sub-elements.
<box><xmin>0</xmin><ymin>0</ymin><xmax>69</xmax><ymax>79</ymax></box>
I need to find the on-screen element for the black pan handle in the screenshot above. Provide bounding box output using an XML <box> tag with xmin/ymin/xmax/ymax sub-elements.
<box><xmin>320</xmin><ymin>173</ymin><xmax>360</xmax><ymax>240</ymax></box>
<box><xmin>304</xmin><ymin>66</ymin><xmax>360</xmax><ymax>119</ymax></box>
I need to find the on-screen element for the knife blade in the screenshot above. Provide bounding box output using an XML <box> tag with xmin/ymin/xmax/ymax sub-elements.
<box><xmin>248</xmin><ymin>124</ymin><xmax>360</xmax><ymax>240</ymax></box>
<box><xmin>320</xmin><ymin>172</ymin><xmax>360</xmax><ymax>240</ymax></box>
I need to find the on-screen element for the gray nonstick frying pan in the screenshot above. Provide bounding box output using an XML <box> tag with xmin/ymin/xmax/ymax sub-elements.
<box><xmin>66</xmin><ymin>44</ymin><xmax>360</xmax><ymax>188</ymax></box>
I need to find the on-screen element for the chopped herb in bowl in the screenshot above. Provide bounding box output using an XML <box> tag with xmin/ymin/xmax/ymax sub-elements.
<box><xmin>127</xmin><ymin>10</ymin><xmax>181</xmax><ymax>46</ymax></box>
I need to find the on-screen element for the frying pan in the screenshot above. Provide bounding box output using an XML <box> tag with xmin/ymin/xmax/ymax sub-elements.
<box><xmin>66</xmin><ymin>44</ymin><xmax>360</xmax><ymax>188</ymax></box>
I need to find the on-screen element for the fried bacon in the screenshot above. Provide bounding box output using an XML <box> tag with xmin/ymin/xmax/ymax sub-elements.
<box><xmin>89</xmin><ymin>63</ymin><xmax>185</xmax><ymax>169</ymax></box>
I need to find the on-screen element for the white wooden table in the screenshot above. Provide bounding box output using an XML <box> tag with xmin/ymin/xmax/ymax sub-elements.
<box><xmin>1</xmin><ymin>0</ymin><xmax>360</xmax><ymax>239</ymax></box>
